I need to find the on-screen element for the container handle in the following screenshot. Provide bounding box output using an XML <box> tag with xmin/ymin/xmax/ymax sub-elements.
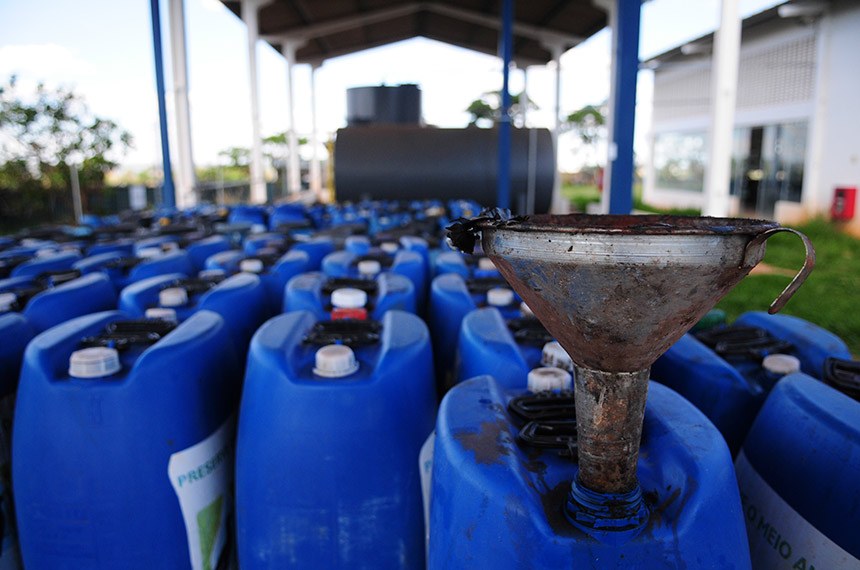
<box><xmin>743</xmin><ymin>227</ymin><xmax>815</xmax><ymax>314</ymax></box>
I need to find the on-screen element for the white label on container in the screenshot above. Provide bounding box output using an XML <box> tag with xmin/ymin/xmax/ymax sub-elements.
<box><xmin>168</xmin><ymin>417</ymin><xmax>234</xmax><ymax>570</ymax></box>
<box><xmin>735</xmin><ymin>451</ymin><xmax>860</xmax><ymax>570</ymax></box>
<box><xmin>419</xmin><ymin>431</ymin><xmax>435</xmax><ymax>558</ymax></box>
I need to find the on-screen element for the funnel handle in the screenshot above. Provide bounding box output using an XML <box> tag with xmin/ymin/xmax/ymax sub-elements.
<box><xmin>743</xmin><ymin>227</ymin><xmax>816</xmax><ymax>314</ymax></box>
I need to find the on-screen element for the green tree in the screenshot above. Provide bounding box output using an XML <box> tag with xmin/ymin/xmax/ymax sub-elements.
<box><xmin>465</xmin><ymin>90</ymin><xmax>536</xmax><ymax>128</ymax></box>
<box><xmin>0</xmin><ymin>75</ymin><xmax>132</xmax><ymax>219</ymax></box>
<box><xmin>564</xmin><ymin>103</ymin><xmax>606</xmax><ymax>146</ymax></box>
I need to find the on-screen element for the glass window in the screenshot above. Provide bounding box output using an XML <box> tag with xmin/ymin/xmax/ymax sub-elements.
<box><xmin>653</xmin><ymin>131</ymin><xmax>707</xmax><ymax>192</ymax></box>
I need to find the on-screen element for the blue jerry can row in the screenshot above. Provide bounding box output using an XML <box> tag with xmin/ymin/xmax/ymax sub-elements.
<box><xmin>651</xmin><ymin>311</ymin><xmax>852</xmax><ymax>453</ymax></box>
<box><xmin>285</xmin><ymin>272</ymin><xmax>416</xmax><ymax>319</ymax></box>
<box><xmin>119</xmin><ymin>271</ymin><xmax>270</xmax><ymax>363</ymax></box>
<box><xmin>428</xmin><ymin>273</ymin><xmax>523</xmax><ymax>392</ymax></box>
<box><xmin>236</xmin><ymin>310</ymin><xmax>436</xmax><ymax>569</ymax></box>
<box><xmin>13</xmin><ymin>311</ymin><xmax>240</xmax><ymax>570</ymax></box>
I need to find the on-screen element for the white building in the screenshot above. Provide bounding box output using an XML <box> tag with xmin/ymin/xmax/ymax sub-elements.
<box><xmin>643</xmin><ymin>0</ymin><xmax>860</xmax><ymax>231</ymax></box>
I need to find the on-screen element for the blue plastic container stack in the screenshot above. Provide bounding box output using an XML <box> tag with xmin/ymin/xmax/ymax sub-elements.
<box><xmin>428</xmin><ymin>374</ymin><xmax>751</xmax><ymax>568</ymax></box>
<box><xmin>74</xmin><ymin>249</ymin><xmax>195</xmax><ymax>292</ymax></box>
<box><xmin>456</xmin><ymin>306</ymin><xmax>559</xmax><ymax>389</ymax></box>
<box><xmin>119</xmin><ymin>271</ymin><xmax>269</xmax><ymax>363</ymax></box>
<box><xmin>433</xmin><ymin>251</ymin><xmax>499</xmax><ymax>279</ymax></box>
<box><xmin>207</xmin><ymin>248</ymin><xmax>310</xmax><ymax>315</ymax></box>
<box><xmin>236</xmin><ymin>310</ymin><xmax>436</xmax><ymax>569</ymax></box>
<box><xmin>9</xmin><ymin>250</ymin><xmax>82</xmax><ymax>278</ymax></box>
<box><xmin>736</xmin><ymin>368</ymin><xmax>860</xmax><ymax>569</ymax></box>
<box><xmin>323</xmin><ymin>236</ymin><xmax>428</xmax><ymax>309</ymax></box>
<box><xmin>428</xmin><ymin>273</ymin><xmax>522</xmax><ymax>392</ymax></box>
<box><xmin>652</xmin><ymin>312</ymin><xmax>852</xmax><ymax>452</ymax></box>
<box><xmin>285</xmin><ymin>272</ymin><xmax>416</xmax><ymax>319</ymax></box>
<box><xmin>13</xmin><ymin>311</ymin><xmax>239</xmax><ymax>569</ymax></box>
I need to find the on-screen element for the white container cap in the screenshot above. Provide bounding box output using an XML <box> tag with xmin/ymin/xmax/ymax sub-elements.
<box><xmin>159</xmin><ymin>287</ymin><xmax>188</xmax><ymax>307</ymax></box>
<box><xmin>520</xmin><ymin>302</ymin><xmax>534</xmax><ymax>317</ymax></box>
<box><xmin>35</xmin><ymin>248</ymin><xmax>58</xmax><ymax>258</ymax></box>
<box><xmin>763</xmin><ymin>354</ymin><xmax>801</xmax><ymax>376</ymax></box>
<box><xmin>250</xmin><ymin>223</ymin><xmax>267</xmax><ymax>234</ymax></box>
<box><xmin>69</xmin><ymin>347</ymin><xmax>122</xmax><ymax>379</ymax></box>
<box><xmin>487</xmin><ymin>287</ymin><xmax>514</xmax><ymax>307</ymax></box>
<box><xmin>313</xmin><ymin>344</ymin><xmax>359</xmax><ymax>378</ymax></box>
<box><xmin>331</xmin><ymin>287</ymin><xmax>368</xmax><ymax>309</ymax></box>
<box><xmin>137</xmin><ymin>247</ymin><xmax>161</xmax><ymax>259</ymax></box>
<box><xmin>145</xmin><ymin>307</ymin><xmax>178</xmax><ymax>322</ymax></box>
<box><xmin>380</xmin><ymin>242</ymin><xmax>399</xmax><ymax>254</ymax></box>
<box><xmin>528</xmin><ymin>366</ymin><xmax>572</xmax><ymax>392</ymax></box>
<box><xmin>198</xmin><ymin>268</ymin><xmax>225</xmax><ymax>279</ymax></box>
<box><xmin>541</xmin><ymin>341</ymin><xmax>573</xmax><ymax>372</ymax></box>
<box><xmin>0</xmin><ymin>292</ymin><xmax>18</xmax><ymax>312</ymax></box>
<box><xmin>240</xmin><ymin>258</ymin><xmax>265</xmax><ymax>274</ymax></box>
<box><xmin>161</xmin><ymin>241</ymin><xmax>179</xmax><ymax>251</ymax></box>
<box><xmin>477</xmin><ymin>257</ymin><xmax>496</xmax><ymax>271</ymax></box>
<box><xmin>357</xmin><ymin>259</ymin><xmax>382</xmax><ymax>277</ymax></box>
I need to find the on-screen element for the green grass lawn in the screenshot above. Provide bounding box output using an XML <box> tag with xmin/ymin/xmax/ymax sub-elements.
<box><xmin>715</xmin><ymin>218</ymin><xmax>860</xmax><ymax>356</ymax></box>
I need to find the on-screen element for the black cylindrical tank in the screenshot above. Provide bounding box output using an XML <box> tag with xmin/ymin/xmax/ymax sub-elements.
<box><xmin>346</xmin><ymin>85</ymin><xmax>422</xmax><ymax>126</ymax></box>
<box><xmin>334</xmin><ymin>126</ymin><xmax>555</xmax><ymax>213</ymax></box>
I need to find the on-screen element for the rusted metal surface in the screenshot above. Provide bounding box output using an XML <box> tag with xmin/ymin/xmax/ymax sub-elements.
<box><xmin>574</xmin><ymin>366</ymin><xmax>649</xmax><ymax>494</ymax></box>
<box><xmin>467</xmin><ymin>213</ymin><xmax>813</xmax><ymax>373</ymax></box>
<box><xmin>447</xmin><ymin>211</ymin><xmax>815</xmax><ymax>499</ymax></box>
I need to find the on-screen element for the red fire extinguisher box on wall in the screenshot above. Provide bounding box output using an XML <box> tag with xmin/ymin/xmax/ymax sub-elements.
<box><xmin>831</xmin><ymin>186</ymin><xmax>857</xmax><ymax>221</ymax></box>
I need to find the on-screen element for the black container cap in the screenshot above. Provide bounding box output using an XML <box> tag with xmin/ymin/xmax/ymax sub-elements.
<box><xmin>36</xmin><ymin>268</ymin><xmax>81</xmax><ymax>288</ymax></box>
<box><xmin>303</xmin><ymin>319</ymin><xmax>382</xmax><ymax>347</ymax></box>
<box><xmin>694</xmin><ymin>325</ymin><xmax>794</xmax><ymax>360</ymax></box>
<box><xmin>322</xmin><ymin>277</ymin><xmax>379</xmax><ymax>296</ymax></box>
<box><xmin>80</xmin><ymin>319</ymin><xmax>177</xmax><ymax>351</ymax></box>
<box><xmin>508</xmin><ymin>391</ymin><xmax>577</xmax><ymax>423</ymax></box>
<box><xmin>465</xmin><ymin>276</ymin><xmax>510</xmax><ymax>294</ymax></box>
<box><xmin>823</xmin><ymin>357</ymin><xmax>860</xmax><ymax>401</ymax></box>
<box><xmin>507</xmin><ymin>317</ymin><xmax>554</xmax><ymax>347</ymax></box>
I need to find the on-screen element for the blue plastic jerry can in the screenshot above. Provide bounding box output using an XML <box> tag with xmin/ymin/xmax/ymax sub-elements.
<box><xmin>736</xmin><ymin>372</ymin><xmax>860</xmax><ymax>569</ymax></box>
<box><xmin>185</xmin><ymin>235</ymin><xmax>232</xmax><ymax>272</ymax></box>
<box><xmin>456</xmin><ymin>306</ymin><xmax>560</xmax><ymax>389</ymax></box>
<box><xmin>428</xmin><ymin>375</ymin><xmax>751</xmax><ymax>569</ymax></box>
<box><xmin>733</xmin><ymin>312</ymin><xmax>851</xmax><ymax>378</ymax></box>
<box><xmin>322</xmin><ymin>247</ymin><xmax>428</xmax><ymax>310</ymax></box>
<box><xmin>13</xmin><ymin>311</ymin><xmax>239</xmax><ymax>570</ymax></box>
<box><xmin>433</xmin><ymin>251</ymin><xmax>500</xmax><ymax>279</ymax></box>
<box><xmin>119</xmin><ymin>272</ymin><xmax>269</xmax><ymax>363</ymax></box>
<box><xmin>10</xmin><ymin>250</ymin><xmax>82</xmax><ymax>278</ymax></box>
<box><xmin>86</xmin><ymin>238</ymin><xmax>135</xmax><ymax>258</ymax></box>
<box><xmin>215</xmin><ymin>249</ymin><xmax>310</xmax><ymax>315</ymax></box>
<box><xmin>74</xmin><ymin>250</ymin><xmax>194</xmax><ymax>292</ymax></box>
<box><xmin>652</xmin><ymin>334</ymin><xmax>765</xmax><ymax>455</ymax></box>
<box><xmin>236</xmin><ymin>310</ymin><xmax>436</xmax><ymax>569</ymax></box>
<box><xmin>428</xmin><ymin>273</ymin><xmax>522</xmax><ymax>393</ymax></box>
<box><xmin>284</xmin><ymin>272</ymin><xmax>416</xmax><ymax>320</ymax></box>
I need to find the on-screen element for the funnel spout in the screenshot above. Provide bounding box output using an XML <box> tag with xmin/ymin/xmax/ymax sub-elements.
<box><xmin>574</xmin><ymin>366</ymin><xmax>649</xmax><ymax>494</ymax></box>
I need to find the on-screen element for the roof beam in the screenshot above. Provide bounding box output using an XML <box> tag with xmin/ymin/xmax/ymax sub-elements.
<box><xmin>261</xmin><ymin>1</ymin><xmax>582</xmax><ymax>50</ymax></box>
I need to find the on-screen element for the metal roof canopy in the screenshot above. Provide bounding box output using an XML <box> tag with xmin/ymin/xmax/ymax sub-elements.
<box><xmin>222</xmin><ymin>0</ymin><xmax>607</xmax><ymax>65</ymax></box>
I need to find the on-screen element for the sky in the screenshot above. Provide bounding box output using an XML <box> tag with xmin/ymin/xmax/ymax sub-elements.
<box><xmin>0</xmin><ymin>0</ymin><xmax>783</xmax><ymax>174</ymax></box>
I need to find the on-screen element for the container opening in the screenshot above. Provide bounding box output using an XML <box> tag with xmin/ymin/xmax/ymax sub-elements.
<box><xmin>823</xmin><ymin>357</ymin><xmax>860</xmax><ymax>401</ymax></box>
<box><xmin>352</xmin><ymin>253</ymin><xmax>394</xmax><ymax>269</ymax></box>
<box><xmin>160</xmin><ymin>276</ymin><xmax>222</xmax><ymax>298</ymax></box>
<box><xmin>508</xmin><ymin>391</ymin><xmax>577</xmax><ymax>423</ymax></box>
<box><xmin>35</xmin><ymin>268</ymin><xmax>81</xmax><ymax>288</ymax></box>
<box><xmin>694</xmin><ymin>325</ymin><xmax>794</xmax><ymax>360</ymax></box>
<box><xmin>104</xmin><ymin>256</ymin><xmax>144</xmax><ymax>272</ymax></box>
<box><xmin>517</xmin><ymin>420</ymin><xmax>578</xmax><ymax>457</ymax></box>
<box><xmin>507</xmin><ymin>317</ymin><xmax>554</xmax><ymax>346</ymax></box>
<box><xmin>465</xmin><ymin>276</ymin><xmax>510</xmax><ymax>294</ymax></box>
<box><xmin>79</xmin><ymin>319</ymin><xmax>177</xmax><ymax>351</ymax></box>
<box><xmin>303</xmin><ymin>319</ymin><xmax>382</xmax><ymax>347</ymax></box>
<box><xmin>322</xmin><ymin>277</ymin><xmax>379</xmax><ymax>296</ymax></box>
<box><xmin>0</xmin><ymin>284</ymin><xmax>43</xmax><ymax>313</ymax></box>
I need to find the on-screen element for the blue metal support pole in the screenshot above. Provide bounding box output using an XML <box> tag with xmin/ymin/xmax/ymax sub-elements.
<box><xmin>608</xmin><ymin>0</ymin><xmax>641</xmax><ymax>214</ymax></box>
<box><xmin>149</xmin><ymin>0</ymin><xmax>176</xmax><ymax>209</ymax></box>
<box><xmin>496</xmin><ymin>0</ymin><xmax>514</xmax><ymax>210</ymax></box>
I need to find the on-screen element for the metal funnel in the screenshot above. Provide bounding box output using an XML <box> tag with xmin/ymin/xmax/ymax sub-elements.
<box><xmin>448</xmin><ymin>212</ymin><xmax>814</xmax><ymax>532</ymax></box>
